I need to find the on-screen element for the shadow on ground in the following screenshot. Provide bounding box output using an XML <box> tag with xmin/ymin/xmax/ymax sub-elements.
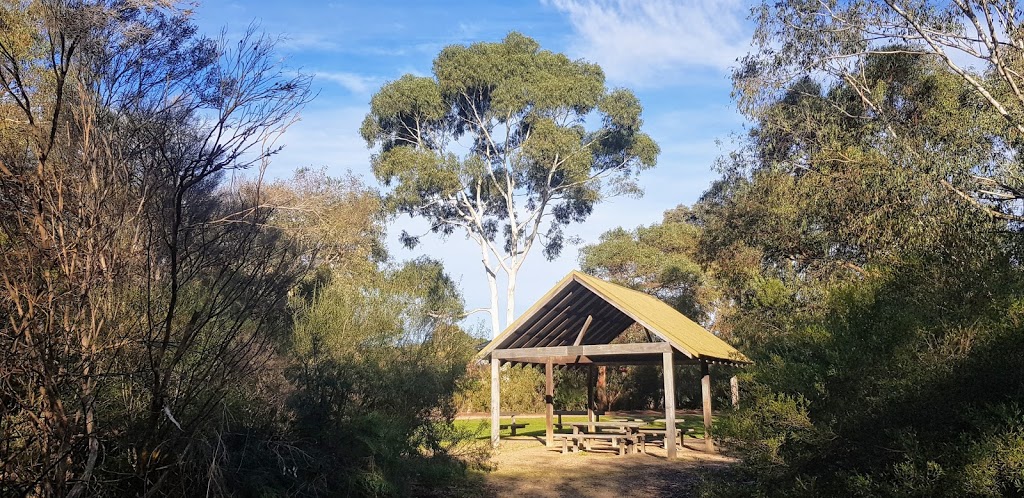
<box><xmin>481</xmin><ymin>437</ymin><xmax>735</xmax><ymax>498</ymax></box>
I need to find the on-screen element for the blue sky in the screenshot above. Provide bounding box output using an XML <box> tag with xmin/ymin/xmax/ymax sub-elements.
<box><xmin>192</xmin><ymin>0</ymin><xmax>754</xmax><ymax>334</ymax></box>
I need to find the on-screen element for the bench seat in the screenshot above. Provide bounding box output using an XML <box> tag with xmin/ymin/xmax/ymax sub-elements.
<box><xmin>499</xmin><ymin>423</ymin><xmax>528</xmax><ymax>436</ymax></box>
<box><xmin>637</xmin><ymin>427</ymin><xmax>695</xmax><ymax>451</ymax></box>
<box><xmin>553</xmin><ymin>409</ymin><xmax>604</xmax><ymax>430</ymax></box>
<box><xmin>638</xmin><ymin>428</ymin><xmax>681</xmax><ymax>450</ymax></box>
<box><xmin>497</xmin><ymin>413</ymin><xmax>527</xmax><ymax>436</ymax></box>
<box><xmin>553</xmin><ymin>433</ymin><xmax>640</xmax><ymax>455</ymax></box>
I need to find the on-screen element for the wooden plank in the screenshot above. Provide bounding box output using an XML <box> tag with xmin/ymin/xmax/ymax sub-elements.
<box><xmin>522</xmin><ymin>283</ymin><xmax>608</xmax><ymax>349</ymax></box>
<box><xmin>701</xmin><ymin>360</ymin><xmax>714</xmax><ymax>452</ymax></box>
<box><xmin>480</xmin><ymin>273</ymin><xmax>576</xmax><ymax>355</ymax></box>
<box><xmin>515</xmin><ymin>291</ymin><xmax>587</xmax><ymax>349</ymax></box>
<box><xmin>533</xmin><ymin>290</ymin><xmax>605</xmax><ymax>348</ymax></box>
<box><xmin>731</xmin><ymin>375</ymin><xmax>739</xmax><ymax>408</ymax></box>
<box><xmin>566</xmin><ymin>293</ymin><xmax>633</xmax><ymax>345</ymax></box>
<box><xmin>589</xmin><ymin>356</ymin><xmax>701</xmax><ymax>366</ymax></box>
<box><xmin>498</xmin><ymin>355</ymin><xmax>593</xmax><ymax>365</ymax></box>
<box><xmin>491</xmin><ymin>357</ymin><xmax>500</xmax><ymax>448</ymax></box>
<box><xmin>551</xmin><ymin>291</ymin><xmax>606</xmax><ymax>344</ymax></box>
<box><xmin>580</xmin><ymin>312</ymin><xmax>636</xmax><ymax>345</ymax></box>
<box><xmin>510</xmin><ymin>354</ymin><xmax>701</xmax><ymax>366</ymax></box>
<box><xmin>573</xmin><ymin>315</ymin><xmax>594</xmax><ymax>346</ymax></box>
<box><xmin>492</xmin><ymin>342</ymin><xmax>672</xmax><ymax>360</ymax></box>
<box><xmin>508</xmin><ymin>287</ymin><xmax>578</xmax><ymax>349</ymax></box>
<box><xmin>663</xmin><ymin>351</ymin><xmax>677</xmax><ymax>459</ymax></box>
<box><xmin>587</xmin><ymin>364</ymin><xmax>596</xmax><ymax>432</ymax></box>
<box><xmin>545</xmin><ymin>358</ymin><xmax>554</xmax><ymax>447</ymax></box>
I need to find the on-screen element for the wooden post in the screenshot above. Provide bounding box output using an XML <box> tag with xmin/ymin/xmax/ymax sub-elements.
<box><xmin>701</xmin><ymin>360</ymin><xmax>714</xmax><ymax>452</ymax></box>
<box><xmin>587</xmin><ymin>364</ymin><xmax>596</xmax><ymax>432</ymax></box>
<box><xmin>545</xmin><ymin>358</ymin><xmax>554</xmax><ymax>447</ymax></box>
<box><xmin>730</xmin><ymin>375</ymin><xmax>740</xmax><ymax>408</ymax></box>
<box><xmin>491</xmin><ymin>357</ymin><xmax>500</xmax><ymax>448</ymax></box>
<box><xmin>663</xmin><ymin>351</ymin><xmax>677</xmax><ymax>459</ymax></box>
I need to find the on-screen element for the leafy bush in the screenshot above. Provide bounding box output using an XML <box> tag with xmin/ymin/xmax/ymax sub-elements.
<box><xmin>263</xmin><ymin>262</ymin><xmax>485</xmax><ymax>496</ymax></box>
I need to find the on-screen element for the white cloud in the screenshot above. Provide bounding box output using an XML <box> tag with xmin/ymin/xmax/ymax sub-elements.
<box><xmin>260</xmin><ymin>105</ymin><xmax>373</xmax><ymax>180</ymax></box>
<box><xmin>314</xmin><ymin>71</ymin><xmax>381</xmax><ymax>95</ymax></box>
<box><xmin>277</xmin><ymin>33</ymin><xmax>343</xmax><ymax>52</ymax></box>
<box><xmin>547</xmin><ymin>0</ymin><xmax>752</xmax><ymax>86</ymax></box>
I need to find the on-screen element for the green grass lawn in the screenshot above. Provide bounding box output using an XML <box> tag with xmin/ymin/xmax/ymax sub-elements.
<box><xmin>453</xmin><ymin>414</ymin><xmax>714</xmax><ymax>440</ymax></box>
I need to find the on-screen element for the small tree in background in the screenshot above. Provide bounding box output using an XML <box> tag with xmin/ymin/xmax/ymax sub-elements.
<box><xmin>361</xmin><ymin>32</ymin><xmax>659</xmax><ymax>338</ymax></box>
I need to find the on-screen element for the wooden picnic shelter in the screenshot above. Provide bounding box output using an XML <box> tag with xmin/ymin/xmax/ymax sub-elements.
<box><xmin>479</xmin><ymin>271</ymin><xmax>751</xmax><ymax>458</ymax></box>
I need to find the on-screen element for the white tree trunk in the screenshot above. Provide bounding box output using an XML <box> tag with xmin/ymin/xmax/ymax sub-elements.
<box><xmin>505</xmin><ymin>266</ymin><xmax>517</xmax><ymax>331</ymax></box>
<box><xmin>487</xmin><ymin>270</ymin><xmax>500</xmax><ymax>339</ymax></box>
<box><xmin>478</xmin><ymin>241</ymin><xmax>502</xmax><ymax>339</ymax></box>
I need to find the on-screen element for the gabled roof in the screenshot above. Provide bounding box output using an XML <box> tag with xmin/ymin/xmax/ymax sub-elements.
<box><xmin>480</xmin><ymin>271</ymin><xmax>750</xmax><ymax>365</ymax></box>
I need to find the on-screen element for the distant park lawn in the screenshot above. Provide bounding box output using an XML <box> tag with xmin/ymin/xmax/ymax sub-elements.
<box><xmin>453</xmin><ymin>414</ymin><xmax>714</xmax><ymax>440</ymax></box>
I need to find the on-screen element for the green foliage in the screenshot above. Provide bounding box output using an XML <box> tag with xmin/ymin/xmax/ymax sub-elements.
<box><xmin>362</xmin><ymin>32</ymin><xmax>659</xmax><ymax>257</ymax></box>
<box><xmin>362</xmin><ymin>31</ymin><xmax>660</xmax><ymax>339</ymax></box>
<box><xmin>454</xmin><ymin>363</ymin><xmax>547</xmax><ymax>413</ymax></box>
<box><xmin>581</xmin><ymin>206</ymin><xmax>713</xmax><ymax>322</ymax></box>
<box><xmin>273</xmin><ymin>261</ymin><xmax>483</xmax><ymax>496</ymax></box>
<box><xmin>581</xmin><ymin>26</ymin><xmax>1024</xmax><ymax>496</ymax></box>
<box><xmin>689</xmin><ymin>45</ymin><xmax>1024</xmax><ymax>497</ymax></box>
<box><xmin>0</xmin><ymin>3</ymin><xmax>313</xmax><ymax>495</ymax></box>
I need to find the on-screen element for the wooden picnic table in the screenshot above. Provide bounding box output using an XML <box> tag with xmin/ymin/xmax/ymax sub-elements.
<box><xmin>562</xmin><ymin>421</ymin><xmax>644</xmax><ymax>454</ymax></box>
<box><xmin>569</xmin><ymin>421</ymin><xmax>643</xmax><ymax>434</ymax></box>
<box><xmin>553</xmin><ymin>409</ymin><xmax>603</xmax><ymax>429</ymax></box>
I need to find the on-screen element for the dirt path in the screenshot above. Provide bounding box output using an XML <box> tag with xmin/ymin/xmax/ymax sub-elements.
<box><xmin>482</xmin><ymin>436</ymin><xmax>735</xmax><ymax>498</ymax></box>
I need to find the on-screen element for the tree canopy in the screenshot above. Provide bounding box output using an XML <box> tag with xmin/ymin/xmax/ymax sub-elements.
<box><xmin>580</xmin><ymin>19</ymin><xmax>1024</xmax><ymax>496</ymax></box>
<box><xmin>0</xmin><ymin>3</ymin><xmax>480</xmax><ymax>496</ymax></box>
<box><xmin>584</xmin><ymin>48</ymin><xmax>1024</xmax><ymax>493</ymax></box>
<box><xmin>361</xmin><ymin>32</ymin><xmax>659</xmax><ymax>337</ymax></box>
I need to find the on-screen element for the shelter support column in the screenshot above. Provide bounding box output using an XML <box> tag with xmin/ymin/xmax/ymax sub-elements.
<box><xmin>587</xmin><ymin>364</ymin><xmax>596</xmax><ymax>431</ymax></box>
<box><xmin>701</xmin><ymin>360</ymin><xmax>714</xmax><ymax>452</ymax></box>
<box><xmin>730</xmin><ymin>375</ymin><xmax>740</xmax><ymax>408</ymax></box>
<box><xmin>491</xmin><ymin>357</ymin><xmax>500</xmax><ymax>448</ymax></box>
<box><xmin>545</xmin><ymin>358</ymin><xmax>554</xmax><ymax>447</ymax></box>
<box><xmin>663</xmin><ymin>351</ymin><xmax>677</xmax><ymax>459</ymax></box>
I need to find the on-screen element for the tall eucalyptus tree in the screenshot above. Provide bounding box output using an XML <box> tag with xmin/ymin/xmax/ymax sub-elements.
<box><xmin>361</xmin><ymin>32</ymin><xmax>659</xmax><ymax>338</ymax></box>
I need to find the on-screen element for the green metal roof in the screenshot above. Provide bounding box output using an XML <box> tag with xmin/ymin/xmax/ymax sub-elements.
<box><xmin>480</xmin><ymin>271</ymin><xmax>750</xmax><ymax>365</ymax></box>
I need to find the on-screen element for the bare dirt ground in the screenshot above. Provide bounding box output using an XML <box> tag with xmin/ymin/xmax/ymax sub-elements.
<box><xmin>481</xmin><ymin>435</ymin><xmax>736</xmax><ymax>498</ymax></box>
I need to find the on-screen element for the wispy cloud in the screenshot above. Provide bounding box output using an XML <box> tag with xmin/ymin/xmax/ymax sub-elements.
<box><xmin>262</xmin><ymin>105</ymin><xmax>372</xmax><ymax>179</ymax></box>
<box><xmin>314</xmin><ymin>71</ymin><xmax>382</xmax><ymax>95</ymax></box>
<box><xmin>546</xmin><ymin>0</ymin><xmax>752</xmax><ymax>86</ymax></box>
<box><xmin>277</xmin><ymin>32</ymin><xmax>343</xmax><ymax>52</ymax></box>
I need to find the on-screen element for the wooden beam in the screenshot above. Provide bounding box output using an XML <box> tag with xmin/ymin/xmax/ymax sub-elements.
<box><xmin>663</xmin><ymin>351</ymin><xmax>677</xmax><ymax>459</ymax></box>
<box><xmin>587</xmin><ymin>364</ymin><xmax>596</xmax><ymax>432</ymax></box>
<box><xmin>701</xmin><ymin>360</ymin><xmax>714</xmax><ymax>452</ymax></box>
<box><xmin>491</xmin><ymin>342</ymin><xmax>672</xmax><ymax>360</ymax></box>
<box><xmin>573</xmin><ymin>315</ymin><xmax>594</xmax><ymax>346</ymax></box>
<box><xmin>491</xmin><ymin>357</ymin><xmax>500</xmax><ymax>448</ymax></box>
<box><xmin>730</xmin><ymin>375</ymin><xmax>739</xmax><ymax>409</ymax></box>
<box><xmin>506</xmin><ymin>287</ymin><xmax>578</xmax><ymax>349</ymax></box>
<box><xmin>581</xmin><ymin>317</ymin><xmax>632</xmax><ymax>346</ymax></box>
<box><xmin>545</xmin><ymin>358</ymin><xmax>554</xmax><ymax>447</ymax></box>
<box><xmin>589</xmin><ymin>356</ymin><xmax>702</xmax><ymax>366</ymax></box>
<box><xmin>497</xmin><ymin>355</ymin><xmax>592</xmax><ymax>365</ymax></box>
<box><xmin>487</xmin><ymin>275</ymin><xmax>576</xmax><ymax>352</ymax></box>
<box><xmin>500</xmin><ymin>355</ymin><xmax>709</xmax><ymax>367</ymax></box>
<box><xmin>542</xmin><ymin>291</ymin><xmax>605</xmax><ymax>347</ymax></box>
<box><xmin>518</xmin><ymin>286</ymin><xmax>606</xmax><ymax>350</ymax></box>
